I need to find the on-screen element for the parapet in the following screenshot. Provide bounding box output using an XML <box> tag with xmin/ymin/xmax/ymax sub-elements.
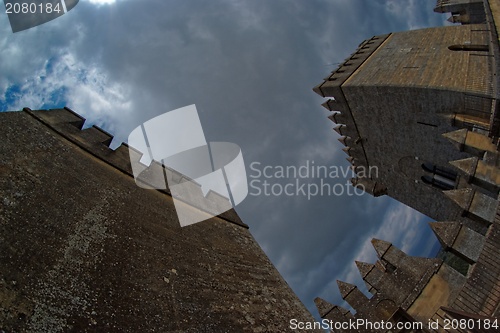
<box><xmin>434</xmin><ymin>0</ymin><xmax>486</xmax><ymax>24</ymax></box>
<box><xmin>442</xmin><ymin>127</ymin><xmax>500</xmax><ymax>224</ymax></box>
<box><xmin>1</xmin><ymin>107</ymin><xmax>320</xmax><ymax>332</ymax></box>
<box><xmin>430</xmin><ymin>221</ymin><xmax>485</xmax><ymax>263</ymax></box>
<box><xmin>21</xmin><ymin>107</ymin><xmax>246</xmax><ymax>228</ymax></box>
<box><xmin>313</xmin><ymin>34</ymin><xmax>390</xmax><ymax>100</ymax></box>
<box><xmin>351</xmin><ymin>177</ymin><xmax>387</xmax><ymax>197</ymax></box>
<box><xmin>313</xmin><ymin>34</ymin><xmax>390</xmax><ymax>180</ymax></box>
<box><xmin>315</xmin><ymin>238</ymin><xmax>442</xmax><ymax>328</ymax></box>
<box><xmin>314</xmin><ymin>298</ymin><xmax>353</xmax><ymax>322</ymax></box>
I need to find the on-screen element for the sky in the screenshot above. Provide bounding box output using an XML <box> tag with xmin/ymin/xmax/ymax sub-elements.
<box><xmin>0</xmin><ymin>0</ymin><xmax>450</xmax><ymax>320</ymax></box>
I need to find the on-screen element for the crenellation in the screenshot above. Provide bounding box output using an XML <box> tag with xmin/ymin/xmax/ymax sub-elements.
<box><xmin>337</xmin><ymin>135</ymin><xmax>352</xmax><ymax>147</ymax></box>
<box><xmin>434</xmin><ymin>0</ymin><xmax>486</xmax><ymax>24</ymax></box>
<box><xmin>313</xmin><ymin>297</ymin><xmax>335</xmax><ymax>318</ymax></box>
<box><xmin>342</xmin><ymin>146</ymin><xmax>351</xmax><ymax>156</ymax></box>
<box><xmin>313</xmin><ymin>34</ymin><xmax>390</xmax><ymax>99</ymax></box>
<box><xmin>430</xmin><ymin>222</ymin><xmax>463</xmax><ymax>249</ymax></box>
<box><xmin>367</xmin><ymin>271</ymin><xmax>407</xmax><ymax>304</ymax></box>
<box><xmin>325</xmin><ymin>306</ymin><xmax>353</xmax><ymax>323</ymax></box>
<box><xmin>351</xmin><ymin>177</ymin><xmax>387</xmax><ymax>197</ymax></box>
<box><xmin>23</xmin><ymin>106</ymin><xmax>85</xmax><ymax>129</ymax></box>
<box><xmin>345</xmin><ymin>148</ymin><xmax>365</xmax><ymax>162</ymax></box>
<box><xmin>444</xmin><ymin>187</ymin><xmax>498</xmax><ymax>223</ymax></box>
<box><xmin>432</xmin><ymin>222</ymin><xmax>486</xmax><ymax>263</ymax></box>
<box><xmin>355</xmin><ymin>261</ymin><xmax>374</xmax><ymax>280</ymax></box>
<box><xmin>371</xmin><ymin>239</ymin><xmax>443</xmax><ymax>294</ymax></box>
<box><xmin>317</xmin><ymin>240</ymin><xmax>448</xmax><ymax>330</ymax></box>
<box><xmin>20</xmin><ymin>108</ymin><xmax>248</xmax><ymax>229</ymax></box>
<box><xmin>76</xmin><ymin>125</ymin><xmax>114</xmax><ymax>147</ymax></box>
<box><xmin>321</xmin><ymin>99</ymin><xmax>345</xmax><ymax>112</ymax></box>
<box><xmin>451</xmin><ymin>156</ymin><xmax>500</xmax><ymax>193</ymax></box>
<box><xmin>336</xmin><ymin>280</ymin><xmax>374</xmax><ymax>318</ymax></box>
<box><xmin>328</xmin><ymin>112</ymin><xmax>356</xmax><ymax>129</ymax></box>
<box><xmin>0</xmin><ymin>108</ymin><xmax>320</xmax><ymax>332</ymax></box>
<box><xmin>326</xmin><ymin>112</ymin><xmax>339</xmax><ymax>124</ymax></box>
<box><xmin>371</xmin><ymin>239</ymin><xmax>391</xmax><ymax>259</ymax></box>
<box><xmin>314</xmin><ymin>298</ymin><xmax>356</xmax><ymax>324</ymax></box>
<box><xmin>356</xmin><ymin>261</ymin><xmax>380</xmax><ymax>294</ymax></box>
<box><xmin>333</xmin><ymin>124</ymin><xmax>345</xmax><ymax>136</ymax></box>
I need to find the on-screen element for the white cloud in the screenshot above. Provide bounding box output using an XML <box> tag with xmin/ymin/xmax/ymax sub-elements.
<box><xmin>2</xmin><ymin>52</ymin><xmax>133</xmax><ymax>144</ymax></box>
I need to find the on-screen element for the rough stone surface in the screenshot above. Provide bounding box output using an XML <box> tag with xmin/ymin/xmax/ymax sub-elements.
<box><xmin>0</xmin><ymin>109</ymin><xmax>318</xmax><ymax>332</ymax></box>
<box><xmin>371</xmin><ymin>238</ymin><xmax>391</xmax><ymax>259</ymax></box>
<box><xmin>453</xmin><ymin>225</ymin><xmax>485</xmax><ymax>262</ymax></box>
<box><xmin>315</xmin><ymin>23</ymin><xmax>497</xmax><ymax>233</ymax></box>
<box><xmin>429</xmin><ymin>221</ymin><xmax>462</xmax><ymax>248</ymax></box>
<box><xmin>313</xmin><ymin>298</ymin><xmax>334</xmax><ymax>318</ymax></box>
<box><xmin>355</xmin><ymin>261</ymin><xmax>373</xmax><ymax>279</ymax></box>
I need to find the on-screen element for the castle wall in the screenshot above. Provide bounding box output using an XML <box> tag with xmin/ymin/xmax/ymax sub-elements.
<box><xmin>0</xmin><ymin>109</ymin><xmax>318</xmax><ymax>332</ymax></box>
<box><xmin>407</xmin><ymin>264</ymin><xmax>466</xmax><ymax>324</ymax></box>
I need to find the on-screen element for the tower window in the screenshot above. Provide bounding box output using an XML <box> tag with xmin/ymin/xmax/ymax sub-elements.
<box><xmin>421</xmin><ymin>163</ymin><xmax>457</xmax><ymax>190</ymax></box>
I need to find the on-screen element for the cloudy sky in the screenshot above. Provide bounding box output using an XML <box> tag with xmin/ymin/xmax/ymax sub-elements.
<box><xmin>0</xmin><ymin>0</ymin><xmax>450</xmax><ymax>320</ymax></box>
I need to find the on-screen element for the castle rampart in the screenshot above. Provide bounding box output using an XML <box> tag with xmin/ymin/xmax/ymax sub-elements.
<box><xmin>0</xmin><ymin>108</ymin><xmax>319</xmax><ymax>332</ymax></box>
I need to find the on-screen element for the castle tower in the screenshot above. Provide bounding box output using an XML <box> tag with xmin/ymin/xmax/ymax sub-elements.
<box><xmin>313</xmin><ymin>0</ymin><xmax>500</xmax><ymax>328</ymax></box>
<box><xmin>0</xmin><ymin>108</ymin><xmax>319</xmax><ymax>332</ymax></box>
<box><xmin>313</xmin><ymin>18</ymin><xmax>498</xmax><ymax>233</ymax></box>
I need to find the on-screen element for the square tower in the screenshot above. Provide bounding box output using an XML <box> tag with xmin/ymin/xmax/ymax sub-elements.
<box><xmin>314</xmin><ymin>23</ymin><xmax>496</xmax><ymax>232</ymax></box>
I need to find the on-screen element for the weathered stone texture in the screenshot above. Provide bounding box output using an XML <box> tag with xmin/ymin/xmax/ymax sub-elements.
<box><xmin>0</xmin><ymin>109</ymin><xmax>318</xmax><ymax>332</ymax></box>
<box><xmin>450</xmin><ymin>212</ymin><xmax>500</xmax><ymax>317</ymax></box>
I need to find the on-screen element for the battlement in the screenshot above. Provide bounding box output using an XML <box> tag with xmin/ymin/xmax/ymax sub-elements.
<box><xmin>314</xmin><ymin>216</ymin><xmax>500</xmax><ymax>329</ymax></box>
<box><xmin>316</xmin><ymin>239</ymin><xmax>442</xmax><ymax>330</ymax></box>
<box><xmin>0</xmin><ymin>108</ymin><xmax>321</xmax><ymax>332</ymax></box>
<box><xmin>21</xmin><ymin>107</ymin><xmax>246</xmax><ymax>228</ymax></box>
<box><xmin>313</xmin><ymin>34</ymin><xmax>391</xmax><ymax>182</ymax></box>
<box><xmin>313</xmin><ymin>34</ymin><xmax>390</xmax><ymax>100</ymax></box>
<box><xmin>434</xmin><ymin>0</ymin><xmax>486</xmax><ymax>24</ymax></box>
<box><xmin>313</xmin><ymin>298</ymin><xmax>353</xmax><ymax>323</ymax></box>
<box><xmin>351</xmin><ymin>177</ymin><xmax>387</xmax><ymax>197</ymax></box>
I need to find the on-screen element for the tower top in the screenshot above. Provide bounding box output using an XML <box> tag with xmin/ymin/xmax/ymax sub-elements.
<box><xmin>371</xmin><ymin>238</ymin><xmax>391</xmax><ymax>259</ymax></box>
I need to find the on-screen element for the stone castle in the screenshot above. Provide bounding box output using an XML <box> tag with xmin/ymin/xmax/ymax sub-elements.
<box><xmin>313</xmin><ymin>0</ymin><xmax>500</xmax><ymax>331</ymax></box>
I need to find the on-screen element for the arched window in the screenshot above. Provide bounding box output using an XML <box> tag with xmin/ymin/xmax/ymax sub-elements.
<box><xmin>421</xmin><ymin>163</ymin><xmax>457</xmax><ymax>190</ymax></box>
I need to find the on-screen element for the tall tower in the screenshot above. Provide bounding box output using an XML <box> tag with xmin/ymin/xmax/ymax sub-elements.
<box><xmin>313</xmin><ymin>21</ymin><xmax>497</xmax><ymax>232</ymax></box>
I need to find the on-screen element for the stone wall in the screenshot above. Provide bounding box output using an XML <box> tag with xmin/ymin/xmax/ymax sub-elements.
<box><xmin>0</xmin><ymin>108</ymin><xmax>318</xmax><ymax>332</ymax></box>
